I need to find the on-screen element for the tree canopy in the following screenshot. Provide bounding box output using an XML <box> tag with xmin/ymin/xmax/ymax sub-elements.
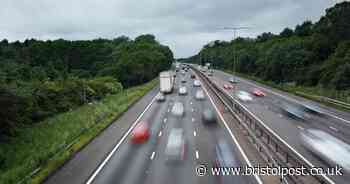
<box><xmin>0</xmin><ymin>34</ymin><xmax>173</xmax><ymax>136</ymax></box>
<box><xmin>185</xmin><ymin>2</ymin><xmax>350</xmax><ymax>92</ymax></box>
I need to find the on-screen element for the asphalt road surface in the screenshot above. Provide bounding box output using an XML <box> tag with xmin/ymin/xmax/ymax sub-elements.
<box><xmin>210</xmin><ymin>69</ymin><xmax>350</xmax><ymax>184</ymax></box>
<box><xmin>88</xmin><ymin>70</ymin><xmax>259</xmax><ymax>184</ymax></box>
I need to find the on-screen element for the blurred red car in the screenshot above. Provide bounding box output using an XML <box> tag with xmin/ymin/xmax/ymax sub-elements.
<box><xmin>252</xmin><ymin>88</ymin><xmax>266</xmax><ymax>97</ymax></box>
<box><xmin>131</xmin><ymin>121</ymin><xmax>150</xmax><ymax>144</ymax></box>
<box><xmin>223</xmin><ymin>84</ymin><xmax>233</xmax><ymax>90</ymax></box>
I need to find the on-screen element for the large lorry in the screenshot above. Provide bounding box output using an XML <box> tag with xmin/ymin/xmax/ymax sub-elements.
<box><xmin>159</xmin><ymin>71</ymin><xmax>174</xmax><ymax>93</ymax></box>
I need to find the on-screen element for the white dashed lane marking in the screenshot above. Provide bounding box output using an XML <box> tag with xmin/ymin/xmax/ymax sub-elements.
<box><xmin>150</xmin><ymin>152</ymin><xmax>156</xmax><ymax>160</ymax></box>
<box><xmin>329</xmin><ymin>126</ymin><xmax>338</xmax><ymax>132</ymax></box>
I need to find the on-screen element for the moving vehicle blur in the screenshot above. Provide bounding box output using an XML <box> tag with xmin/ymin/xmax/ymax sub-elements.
<box><xmin>251</xmin><ymin>88</ymin><xmax>266</xmax><ymax>97</ymax></box>
<box><xmin>300</xmin><ymin>129</ymin><xmax>350</xmax><ymax>172</ymax></box>
<box><xmin>214</xmin><ymin>139</ymin><xmax>238</xmax><ymax>167</ymax></box>
<box><xmin>156</xmin><ymin>93</ymin><xmax>165</xmax><ymax>102</ymax></box>
<box><xmin>171</xmin><ymin>101</ymin><xmax>185</xmax><ymax>117</ymax></box>
<box><xmin>165</xmin><ymin>128</ymin><xmax>185</xmax><ymax>162</ymax></box>
<box><xmin>179</xmin><ymin>86</ymin><xmax>187</xmax><ymax>95</ymax></box>
<box><xmin>193</xmin><ymin>80</ymin><xmax>201</xmax><ymax>87</ymax></box>
<box><xmin>301</xmin><ymin>102</ymin><xmax>326</xmax><ymax>115</ymax></box>
<box><xmin>195</xmin><ymin>89</ymin><xmax>205</xmax><ymax>100</ymax></box>
<box><xmin>213</xmin><ymin>139</ymin><xmax>239</xmax><ymax>183</ymax></box>
<box><xmin>208</xmin><ymin>70</ymin><xmax>213</xmax><ymax>76</ymax></box>
<box><xmin>280</xmin><ymin>103</ymin><xmax>307</xmax><ymax>121</ymax></box>
<box><xmin>202</xmin><ymin>108</ymin><xmax>217</xmax><ymax>124</ymax></box>
<box><xmin>131</xmin><ymin>121</ymin><xmax>150</xmax><ymax>144</ymax></box>
<box><xmin>236</xmin><ymin>91</ymin><xmax>253</xmax><ymax>102</ymax></box>
<box><xmin>223</xmin><ymin>84</ymin><xmax>233</xmax><ymax>90</ymax></box>
<box><xmin>229</xmin><ymin>77</ymin><xmax>238</xmax><ymax>83</ymax></box>
<box><xmin>159</xmin><ymin>71</ymin><xmax>174</xmax><ymax>93</ymax></box>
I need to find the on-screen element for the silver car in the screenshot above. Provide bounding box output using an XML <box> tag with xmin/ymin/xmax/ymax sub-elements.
<box><xmin>178</xmin><ymin>86</ymin><xmax>187</xmax><ymax>95</ymax></box>
<box><xmin>228</xmin><ymin>77</ymin><xmax>236</xmax><ymax>83</ymax></box>
<box><xmin>236</xmin><ymin>91</ymin><xmax>253</xmax><ymax>102</ymax></box>
<box><xmin>195</xmin><ymin>90</ymin><xmax>205</xmax><ymax>100</ymax></box>
<box><xmin>165</xmin><ymin>128</ymin><xmax>185</xmax><ymax>162</ymax></box>
<box><xmin>300</xmin><ymin>129</ymin><xmax>350</xmax><ymax>172</ymax></box>
<box><xmin>193</xmin><ymin>80</ymin><xmax>201</xmax><ymax>87</ymax></box>
<box><xmin>171</xmin><ymin>101</ymin><xmax>184</xmax><ymax>117</ymax></box>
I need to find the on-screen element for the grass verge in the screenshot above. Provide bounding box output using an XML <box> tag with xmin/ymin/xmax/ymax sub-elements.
<box><xmin>0</xmin><ymin>79</ymin><xmax>158</xmax><ymax>184</ymax></box>
<box><xmin>223</xmin><ymin>70</ymin><xmax>350</xmax><ymax>112</ymax></box>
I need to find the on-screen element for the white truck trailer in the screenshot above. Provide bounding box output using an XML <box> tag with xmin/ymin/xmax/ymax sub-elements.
<box><xmin>159</xmin><ymin>71</ymin><xmax>174</xmax><ymax>93</ymax></box>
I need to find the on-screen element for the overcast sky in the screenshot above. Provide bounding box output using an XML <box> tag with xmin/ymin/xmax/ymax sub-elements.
<box><xmin>0</xmin><ymin>0</ymin><xmax>342</xmax><ymax>58</ymax></box>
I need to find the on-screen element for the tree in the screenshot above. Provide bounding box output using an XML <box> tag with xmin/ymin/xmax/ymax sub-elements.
<box><xmin>257</xmin><ymin>32</ymin><xmax>275</xmax><ymax>42</ymax></box>
<box><xmin>280</xmin><ymin>28</ymin><xmax>294</xmax><ymax>38</ymax></box>
<box><xmin>331</xmin><ymin>63</ymin><xmax>350</xmax><ymax>90</ymax></box>
<box><xmin>295</xmin><ymin>21</ymin><xmax>313</xmax><ymax>37</ymax></box>
<box><xmin>0</xmin><ymin>88</ymin><xmax>28</xmax><ymax>136</ymax></box>
<box><xmin>315</xmin><ymin>2</ymin><xmax>350</xmax><ymax>45</ymax></box>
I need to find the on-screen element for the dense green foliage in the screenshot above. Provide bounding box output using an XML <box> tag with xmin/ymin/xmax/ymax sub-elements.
<box><xmin>186</xmin><ymin>2</ymin><xmax>350</xmax><ymax>92</ymax></box>
<box><xmin>0</xmin><ymin>34</ymin><xmax>173</xmax><ymax>136</ymax></box>
<box><xmin>0</xmin><ymin>79</ymin><xmax>158</xmax><ymax>184</ymax></box>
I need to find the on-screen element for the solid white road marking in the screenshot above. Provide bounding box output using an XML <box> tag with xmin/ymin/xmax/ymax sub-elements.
<box><xmin>329</xmin><ymin>126</ymin><xmax>338</xmax><ymax>132</ymax></box>
<box><xmin>150</xmin><ymin>151</ymin><xmax>156</xmax><ymax>160</ymax></box>
<box><xmin>195</xmin><ymin>150</ymin><xmax>199</xmax><ymax>159</ymax></box>
<box><xmin>201</xmin><ymin>78</ymin><xmax>267</xmax><ymax>184</ymax></box>
<box><xmin>212</xmin><ymin>75</ymin><xmax>336</xmax><ymax>184</ymax></box>
<box><xmin>229</xmin><ymin>72</ymin><xmax>350</xmax><ymax>125</ymax></box>
<box><xmin>86</xmin><ymin>92</ymin><xmax>158</xmax><ymax>184</ymax></box>
<box><xmin>158</xmin><ymin>131</ymin><xmax>162</xmax><ymax>137</ymax></box>
<box><xmin>193</xmin><ymin>131</ymin><xmax>197</xmax><ymax>137</ymax></box>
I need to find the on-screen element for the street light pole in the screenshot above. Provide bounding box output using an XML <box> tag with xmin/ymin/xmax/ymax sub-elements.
<box><xmin>222</xmin><ymin>27</ymin><xmax>250</xmax><ymax>83</ymax></box>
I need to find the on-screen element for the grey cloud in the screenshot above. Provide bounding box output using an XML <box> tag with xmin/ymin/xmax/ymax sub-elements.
<box><xmin>0</xmin><ymin>0</ymin><xmax>338</xmax><ymax>57</ymax></box>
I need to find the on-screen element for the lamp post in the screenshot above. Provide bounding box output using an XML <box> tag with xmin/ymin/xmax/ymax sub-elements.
<box><xmin>222</xmin><ymin>27</ymin><xmax>250</xmax><ymax>83</ymax></box>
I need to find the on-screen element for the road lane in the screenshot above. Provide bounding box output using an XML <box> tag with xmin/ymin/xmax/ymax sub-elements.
<box><xmin>91</xmin><ymin>88</ymin><xmax>172</xmax><ymax>184</ymax></box>
<box><xmin>45</xmin><ymin>86</ymin><xmax>160</xmax><ymax>184</ymax></box>
<box><xmin>90</xmin><ymin>69</ymin><xmax>259</xmax><ymax>184</ymax></box>
<box><xmin>211</xmin><ymin>69</ymin><xmax>350</xmax><ymax>183</ymax></box>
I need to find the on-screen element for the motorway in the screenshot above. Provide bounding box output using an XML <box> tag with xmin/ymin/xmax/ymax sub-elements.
<box><xmin>87</xmin><ymin>70</ymin><xmax>259</xmax><ymax>184</ymax></box>
<box><xmin>210</xmin><ymin>69</ymin><xmax>350</xmax><ymax>184</ymax></box>
<box><xmin>44</xmin><ymin>66</ymin><xmax>350</xmax><ymax>184</ymax></box>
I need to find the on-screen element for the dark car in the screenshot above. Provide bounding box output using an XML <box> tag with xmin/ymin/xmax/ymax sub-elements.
<box><xmin>202</xmin><ymin>108</ymin><xmax>217</xmax><ymax>124</ymax></box>
<box><xmin>191</xmin><ymin>74</ymin><xmax>196</xmax><ymax>79</ymax></box>
<box><xmin>301</xmin><ymin>102</ymin><xmax>326</xmax><ymax>115</ymax></box>
<box><xmin>280</xmin><ymin>103</ymin><xmax>307</xmax><ymax>121</ymax></box>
